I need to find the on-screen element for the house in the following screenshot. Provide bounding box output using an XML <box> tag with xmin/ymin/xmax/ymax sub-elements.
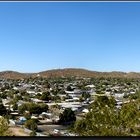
<box><xmin>41</xmin><ymin>112</ymin><xmax>52</xmax><ymax>119</ymax></box>
<box><xmin>65</xmin><ymin>89</ymin><xmax>82</xmax><ymax>98</ymax></box>
<box><xmin>82</xmin><ymin>108</ymin><xmax>89</xmax><ymax>113</ymax></box>
<box><xmin>89</xmin><ymin>90</ymin><xmax>96</xmax><ymax>96</ymax></box>
<box><xmin>105</xmin><ymin>91</ymin><xmax>111</xmax><ymax>96</ymax></box>
<box><xmin>31</xmin><ymin>98</ymin><xmax>45</xmax><ymax>103</ymax></box>
<box><xmin>26</xmin><ymin>90</ymin><xmax>36</xmax><ymax>95</ymax></box>
<box><xmin>61</xmin><ymin>103</ymin><xmax>82</xmax><ymax>112</ymax></box>
<box><xmin>85</xmin><ymin>84</ymin><xmax>95</xmax><ymax>88</ymax></box>
<box><xmin>19</xmin><ymin>117</ymin><xmax>27</xmax><ymax>122</ymax></box>
<box><xmin>31</xmin><ymin>116</ymin><xmax>38</xmax><ymax>119</ymax></box>
<box><xmin>13</xmin><ymin>87</ymin><xmax>19</xmax><ymax>90</ymax></box>
<box><xmin>17</xmin><ymin>100</ymin><xmax>25</xmax><ymax>107</ymax></box>
<box><xmin>16</xmin><ymin>116</ymin><xmax>27</xmax><ymax>125</ymax></box>
<box><xmin>114</xmin><ymin>93</ymin><xmax>124</xmax><ymax>99</ymax></box>
<box><xmin>10</xmin><ymin>112</ymin><xmax>19</xmax><ymax>116</ymax></box>
<box><xmin>71</xmin><ymin>107</ymin><xmax>79</xmax><ymax>112</ymax></box>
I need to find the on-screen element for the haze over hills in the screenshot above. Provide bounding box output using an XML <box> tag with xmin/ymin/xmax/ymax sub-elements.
<box><xmin>0</xmin><ymin>68</ymin><xmax>140</xmax><ymax>79</ymax></box>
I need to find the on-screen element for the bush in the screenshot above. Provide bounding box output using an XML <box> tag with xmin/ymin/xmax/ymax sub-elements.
<box><xmin>0</xmin><ymin>116</ymin><xmax>10</xmax><ymax>136</ymax></box>
<box><xmin>73</xmin><ymin>97</ymin><xmax>140</xmax><ymax>136</ymax></box>
<box><xmin>24</xmin><ymin>119</ymin><xmax>38</xmax><ymax>131</ymax></box>
<box><xmin>59</xmin><ymin>108</ymin><xmax>76</xmax><ymax>125</ymax></box>
<box><xmin>18</xmin><ymin>103</ymin><xmax>48</xmax><ymax>115</ymax></box>
<box><xmin>30</xmin><ymin>130</ymin><xmax>36</xmax><ymax>136</ymax></box>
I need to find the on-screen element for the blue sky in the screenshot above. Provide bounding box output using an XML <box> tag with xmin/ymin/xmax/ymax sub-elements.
<box><xmin>0</xmin><ymin>2</ymin><xmax>140</xmax><ymax>73</ymax></box>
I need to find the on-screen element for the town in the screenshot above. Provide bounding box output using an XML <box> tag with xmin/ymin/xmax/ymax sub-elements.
<box><xmin>0</xmin><ymin>75</ymin><xmax>140</xmax><ymax>136</ymax></box>
<box><xmin>0</xmin><ymin>0</ymin><xmax>139</xmax><ymax>137</ymax></box>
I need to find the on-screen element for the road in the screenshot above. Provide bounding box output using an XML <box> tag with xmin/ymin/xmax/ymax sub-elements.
<box><xmin>38</xmin><ymin>125</ymin><xmax>68</xmax><ymax>134</ymax></box>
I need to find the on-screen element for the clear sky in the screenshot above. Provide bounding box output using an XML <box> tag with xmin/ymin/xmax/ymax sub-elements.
<box><xmin>0</xmin><ymin>2</ymin><xmax>140</xmax><ymax>73</ymax></box>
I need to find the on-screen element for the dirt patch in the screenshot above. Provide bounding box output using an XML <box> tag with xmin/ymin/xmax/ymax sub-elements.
<box><xmin>9</xmin><ymin>126</ymin><xmax>29</xmax><ymax>136</ymax></box>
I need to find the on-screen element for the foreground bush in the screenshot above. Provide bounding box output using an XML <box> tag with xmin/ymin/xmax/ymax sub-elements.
<box><xmin>72</xmin><ymin>96</ymin><xmax>140</xmax><ymax>136</ymax></box>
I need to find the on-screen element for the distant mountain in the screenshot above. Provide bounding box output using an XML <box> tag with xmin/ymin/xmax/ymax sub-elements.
<box><xmin>0</xmin><ymin>68</ymin><xmax>140</xmax><ymax>79</ymax></box>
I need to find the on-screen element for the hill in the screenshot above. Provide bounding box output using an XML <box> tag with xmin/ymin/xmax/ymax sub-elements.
<box><xmin>0</xmin><ymin>71</ymin><xmax>30</xmax><ymax>79</ymax></box>
<box><xmin>0</xmin><ymin>68</ymin><xmax>140</xmax><ymax>79</ymax></box>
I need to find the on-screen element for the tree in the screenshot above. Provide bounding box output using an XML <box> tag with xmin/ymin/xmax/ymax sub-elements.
<box><xmin>40</xmin><ymin>92</ymin><xmax>51</xmax><ymax>101</ymax></box>
<box><xmin>18</xmin><ymin>103</ymin><xmax>28</xmax><ymax>114</ymax></box>
<box><xmin>0</xmin><ymin>92</ymin><xmax>7</xmax><ymax>99</ymax></box>
<box><xmin>82</xmin><ymin>92</ymin><xmax>91</xmax><ymax>100</ymax></box>
<box><xmin>59</xmin><ymin>108</ymin><xmax>76</xmax><ymax>125</ymax></box>
<box><xmin>0</xmin><ymin>116</ymin><xmax>10</xmax><ymax>136</ymax></box>
<box><xmin>89</xmin><ymin>95</ymin><xmax>116</xmax><ymax>109</ymax></box>
<box><xmin>12</xmin><ymin>103</ymin><xmax>18</xmax><ymax>111</ymax></box>
<box><xmin>58</xmin><ymin>90</ymin><xmax>66</xmax><ymax>95</ymax></box>
<box><xmin>79</xmin><ymin>96</ymin><xmax>84</xmax><ymax>102</ymax></box>
<box><xmin>30</xmin><ymin>130</ymin><xmax>36</xmax><ymax>136</ymax></box>
<box><xmin>66</xmin><ymin>85</ymin><xmax>73</xmax><ymax>91</ymax></box>
<box><xmin>14</xmin><ymin>94</ymin><xmax>23</xmax><ymax>101</ymax></box>
<box><xmin>39</xmin><ymin>103</ymin><xmax>49</xmax><ymax>113</ymax></box>
<box><xmin>18</xmin><ymin>103</ymin><xmax>48</xmax><ymax>115</ymax></box>
<box><xmin>28</xmin><ymin>103</ymin><xmax>40</xmax><ymax>114</ymax></box>
<box><xmin>35</xmin><ymin>93</ymin><xmax>42</xmax><ymax>99</ymax></box>
<box><xmin>25</xmin><ymin>119</ymin><xmax>38</xmax><ymax>131</ymax></box>
<box><xmin>129</xmin><ymin>90</ymin><xmax>140</xmax><ymax>100</ymax></box>
<box><xmin>72</xmin><ymin>96</ymin><xmax>140</xmax><ymax>136</ymax></box>
<box><xmin>0</xmin><ymin>102</ymin><xmax>7</xmax><ymax>116</ymax></box>
<box><xmin>51</xmin><ymin>90</ymin><xmax>58</xmax><ymax>96</ymax></box>
<box><xmin>24</xmin><ymin>112</ymin><xmax>31</xmax><ymax>120</ymax></box>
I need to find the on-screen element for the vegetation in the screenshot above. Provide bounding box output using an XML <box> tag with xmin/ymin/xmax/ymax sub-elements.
<box><xmin>72</xmin><ymin>96</ymin><xmax>140</xmax><ymax>136</ymax></box>
<box><xmin>24</xmin><ymin>119</ymin><xmax>38</xmax><ymax>131</ymax></box>
<box><xmin>1</xmin><ymin>70</ymin><xmax>140</xmax><ymax>136</ymax></box>
<box><xmin>82</xmin><ymin>92</ymin><xmax>91</xmax><ymax>100</ymax></box>
<box><xmin>0</xmin><ymin>102</ymin><xmax>7</xmax><ymax>116</ymax></box>
<box><xmin>0</xmin><ymin>116</ymin><xmax>10</xmax><ymax>136</ymax></box>
<box><xmin>30</xmin><ymin>130</ymin><xmax>36</xmax><ymax>136</ymax></box>
<box><xmin>40</xmin><ymin>91</ymin><xmax>51</xmax><ymax>101</ymax></box>
<box><xmin>59</xmin><ymin>108</ymin><xmax>76</xmax><ymax>125</ymax></box>
<box><xmin>18</xmin><ymin>103</ymin><xmax>48</xmax><ymax>115</ymax></box>
<box><xmin>129</xmin><ymin>90</ymin><xmax>140</xmax><ymax>100</ymax></box>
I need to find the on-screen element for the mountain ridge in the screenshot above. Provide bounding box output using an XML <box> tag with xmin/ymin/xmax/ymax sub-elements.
<box><xmin>0</xmin><ymin>68</ymin><xmax>140</xmax><ymax>79</ymax></box>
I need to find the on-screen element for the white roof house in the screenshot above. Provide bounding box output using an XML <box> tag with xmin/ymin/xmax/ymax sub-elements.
<box><xmin>85</xmin><ymin>85</ymin><xmax>95</xmax><ymax>88</ymax></box>
<box><xmin>82</xmin><ymin>108</ymin><xmax>89</xmax><ymax>113</ymax></box>
<box><xmin>41</xmin><ymin>112</ymin><xmax>52</xmax><ymax>116</ymax></box>
<box><xmin>114</xmin><ymin>93</ymin><xmax>124</xmax><ymax>98</ymax></box>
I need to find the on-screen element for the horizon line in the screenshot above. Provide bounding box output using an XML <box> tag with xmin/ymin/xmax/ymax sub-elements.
<box><xmin>0</xmin><ymin>67</ymin><xmax>140</xmax><ymax>74</ymax></box>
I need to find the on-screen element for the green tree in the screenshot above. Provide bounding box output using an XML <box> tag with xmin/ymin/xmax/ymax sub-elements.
<box><xmin>39</xmin><ymin>103</ymin><xmax>49</xmax><ymax>113</ymax></box>
<box><xmin>72</xmin><ymin>96</ymin><xmax>140</xmax><ymax>136</ymax></box>
<box><xmin>59</xmin><ymin>108</ymin><xmax>76</xmax><ymax>125</ymax></box>
<box><xmin>0</xmin><ymin>116</ymin><xmax>10</xmax><ymax>136</ymax></box>
<box><xmin>129</xmin><ymin>90</ymin><xmax>140</xmax><ymax>100</ymax></box>
<box><xmin>40</xmin><ymin>92</ymin><xmax>51</xmax><ymax>101</ymax></box>
<box><xmin>24</xmin><ymin>119</ymin><xmax>38</xmax><ymax>131</ymax></box>
<box><xmin>18</xmin><ymin>103</ymin><xmax>48</xmax><ymax>115</ymax></box>
<box><xmin>30</xmin><ymin>130</ymin><xmax>36</xmax><ymax>136</ymax></box>
<box><xmin>82</xmin><ymin>92</ymin><xmax>91</xmax><ymax>100</ymax></box>
<box><xmin>89</xmin><ymin>95</ymin><xmax>116</xmax><ymax>109</ymax></box>
<box><xmin>12</xmin><ymin>103</ymin><xmax>18</xmax><ymax>111</ymax></box>
<box><xmin>0</xmin><ymin>102</ymin><xmax>7</xmax><ymax>116</ymax></box>
<box><xmin>18</xmin><ymin>103</ymin><xmax>28</xmax><ymax>114</ymax></box>
<box><xmin>66</xmin><ymin>85</ymin><xmax>73</xmax><ymax>91</ymax></box>
<box><xmin>24</xmin><ymin>112</ymin><xmax>31</xmax><ymax>120</ymax></box>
